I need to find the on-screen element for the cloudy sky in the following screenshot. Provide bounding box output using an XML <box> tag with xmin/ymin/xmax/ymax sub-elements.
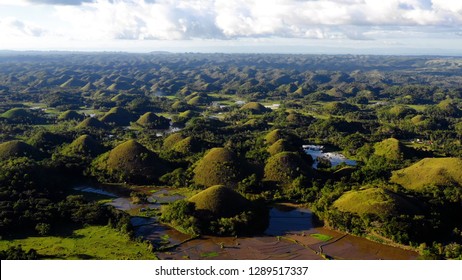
<box><xmin>1</xmin><ymin>0</ymin><xmax>462</xmax><ymax>54</ymax></box>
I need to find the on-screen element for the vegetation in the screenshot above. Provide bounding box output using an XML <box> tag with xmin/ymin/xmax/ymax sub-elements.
<box><xmin>0</xmin><ymin>226</ymin><xmax>156</xmax><ymax>260</ymax></box>
<box><xmin>161</xmin><ymin>186</ymin><xmax>268</xmax><ymax>236</ymax></box>
<box><xmin>391</xmin><ymin>158</ymin><xmax>462</xmax><ymax>191</ymax></box>
<box><xmin>1</xmin><ymin>52</ymin><xmax>462</xmax><ymax>259</ymax></box>
<box><xmin>193</xmin><ymin>148</ymin><xmax>243</xmax><ymax>187</ymax></box>
<box><xmin>333</xmin><ymin>187</ymin><xmax>420</xmax><ymax>216</ymax></box>
<box><xmin>90</xmin><ymin>139</ymin><xmax>168</xmax><ymax>184</ymax></box>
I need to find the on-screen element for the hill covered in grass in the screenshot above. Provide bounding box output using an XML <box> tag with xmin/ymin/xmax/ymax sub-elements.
<box><xmin>0</xmin><ymin>140</ymin><xmax>43</xmax><ymax>161</ymax></box>
<box><xmin>189</xmin><ymin>185</ymin><xmax>251</xmax><ymax>218</ymax></box>
<box><xmin>90</xmin><ymin>139</ymin><xmax>167</xmax><ymax>184</ymax></box>
<box><xmin>374</xmin><ymin>138</ymin><xmax>415</xmax><ymax>161</ymax></box>
<box><xmin>333</xmin><ymin>187</ymin><xmax>420</xmax><ymax>216</ymax></box>
<box><xmin>267</xmin><ymin>139</ymin><xmax>298</xmax><ymax>156</ymax></box>
<box><xmin>58</xmin><ymin>110</ymin><xmax>84</xmax><ymax>121</ymax></box>
<box><xmin>100</xmin><ymin>107</ymin><xmax>135</xmax><ymax>126</ymax></box>
<box><xmin>62</xmin><ymin>135</ymin><xmax>104</xmax><ymax>157</ymax></box>
<box><xmin>239</xmin><ymin>102</ymin><xmax>268</xmax><ymax>114</ymax></box>
<box><xmin>136</xmin><ymin>112</ymin><xmax>169</xmax><ymax>129</ymax></box>
<box><xmin>390</xmin><ymin>157</ymin><xmax>462</xmax><ymax>190</ymax></box>
<box><xmin>1</xmin><ymin>108</ymin><xmax>41</xmax><ymax>124</ymax></box>
<box><xmin>77</xmin><ymin>117</ymin><xmax>108</xmax><ymax>129</ymax></box>
<box><xmin>264</xmin><ymin>152</ymin><xmax>310</xmax><ymax>187</ymax></box>
<box><xmin>193</xmin><ymin>147</ymin><xmax>243</xmax><ymax>187</ymax></box>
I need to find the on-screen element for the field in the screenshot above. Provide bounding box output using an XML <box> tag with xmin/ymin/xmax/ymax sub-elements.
<box><xmin>0</xmin><ymin>226</ymin><xmax>156</xmax><ymax>260</ymax></box>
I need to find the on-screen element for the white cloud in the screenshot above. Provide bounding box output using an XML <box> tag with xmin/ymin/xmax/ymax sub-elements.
<box><xmin>0</xmin><ymin>17</ymin><xmax>46</xmax><ymax>37</ymax></box>
<box><xmin>2</xmin><ymin>0</ymin><xmax>462</xmax><ymax>53</ymax></box>
<box><xmin>52</xmin><ymin>0</ymin><xmax>462</xmax><ymax>41</ymax></box>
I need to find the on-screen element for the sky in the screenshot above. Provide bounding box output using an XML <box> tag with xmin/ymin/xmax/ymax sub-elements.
<box><xmin>0</xmin><ymin>0</ymin><xmax>462</xmax><ymax>55</ymax></box>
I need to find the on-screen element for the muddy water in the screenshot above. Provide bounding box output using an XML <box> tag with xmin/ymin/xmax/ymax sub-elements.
<box><xmin>74</xmin><ymin>186</ymin><xmax>418</xmax><ymax>260</ymax></box>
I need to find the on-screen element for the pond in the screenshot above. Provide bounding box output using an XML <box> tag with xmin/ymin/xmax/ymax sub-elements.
<box><xmin>265</xmin><ymin>204</ymin><xmax>313</xmax><ymax>236</ymax></box>
<box><xmin>303</xmin><ymin>144</ymin><xmax>357</xmax><ymax>169</ymax></box>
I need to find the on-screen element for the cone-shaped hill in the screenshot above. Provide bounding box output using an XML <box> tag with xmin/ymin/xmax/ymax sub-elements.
<box><xmin>77</xmin><ymin>117</ymin><xmax>108</xmax><ymax>129</ymax></box>
<box><xmin>333</xmin><ymin>188</ymin><xmax>421</xmax><ymax>216</ymax></box>
<box><xmin>193</xmin><ymin>147</ymin><xmax>243</xmax><ymax>187</ymax></box>
<box><xmin>437</xmin><ymin>99</ymin><xmax>461</xmax><ymax>117</ymax></box>
<box><xmin>91</xmin><ymin>139</ymin><xmax>167</xmax><ymax>184</ymax></box>
<box><xmin>58</xmin><ymin>110</ymin><xmax>85</xmax><ymax>121</ymax></box>
<box><xmin>239</xmin><ymin>102</ymin><xmax>268</xmax><ymax>114</ymax></box>
<box><xmin>374</xmin><ymin>138</ymin><xmax>415</xmax><ymax>161</ymax></box>
<box><xmin>267</xmin><ymin>139</ymin><xmax>298</xmax><ymax>156</ymax></box>
<box><xmin>172</xmin><ymin>136</ymin><xmax>202</xmax><ymax>155</ymax></box>
<box><xmin>163</xmin><ymin>133</ymin><xmax>185</xmax><ymax>150</ymax></box>
<box><xmin>60</xmin><ymin>77</ymin><xmax>86</xmax><ymax>88</ymax></box>
<box><xmin>0</xmin><ymin>140</ymin><xmax>43</xmax><ymax>161</ymax></box>
<box><xmin>62</xmin><ymin>135</ymin><xmax>104</xmax><ymax>157</ymax></box>
<box><xmin>390</xmin><ymin>157</ymin><xmax>462</xmax><ymax>191</ymax></box>
<box><xmin>136</xmin><ymin>112</ymin><xmax>170</xmax><ymax>129</ymax></box>
<box><xmin>264</xmin><ymin>152</ymin><xmax>311</xmax><ymax>187</ymax></box>
<box><xmin>189</xmin><ymin>185</ymin><xmax>252</xmax><ymax>218</ymax></box>
<box><xmin>1</xmin><ymin>108</ymin><xmax>37</xmax><ymax>124</ymax></box>
<box><xmin>27</xmin><ymin>131</ymin><xmax>70</xmax><ymax>151</ymax></box>
<box><xmin>264</xmin><ymin>129</ymin><xmax>285</xmax><ymax>145</ymax></box>
<box><xmin>81</xmin><ymin>82</ymin><xmax>96</xmax><ymax>91</ymax></box>
<box><xmin>100</xmin><ymin>107</ymin><xmax>135</xmax><ymax>126</ymax></box>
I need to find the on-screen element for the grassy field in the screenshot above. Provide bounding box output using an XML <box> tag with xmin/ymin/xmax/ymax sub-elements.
<box><xmin>0</xmin><ymin>226</ymin><xmax>157</xmax><ymax>260</ymax></box>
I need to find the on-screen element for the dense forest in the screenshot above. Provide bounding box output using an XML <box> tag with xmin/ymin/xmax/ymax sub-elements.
<box><xmin>0</xmin><ymin>52</ymin><xmax>461</xmax><ymax>259</ymax></box>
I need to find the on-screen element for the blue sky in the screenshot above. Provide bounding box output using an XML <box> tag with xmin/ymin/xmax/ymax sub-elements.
<box><xmin>1</xmin><ymin>0</ymin><xmax>462</xmax><ymax>54</ymax></box>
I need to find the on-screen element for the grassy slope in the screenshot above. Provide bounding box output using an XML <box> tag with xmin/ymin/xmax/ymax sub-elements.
<box><xmin>390</xmin><ymin>157</ymin><xmax>462</xmax><ymax>190</ymax></box>
<box><xmin>0</xmin><ymin>226</ymin><xmax>156</xmax><ymax>260</ymax></box>
<box><xmin>333</xmin><ymin>188</ymin><xmax>419</xmax><ymax>216</ymax></box>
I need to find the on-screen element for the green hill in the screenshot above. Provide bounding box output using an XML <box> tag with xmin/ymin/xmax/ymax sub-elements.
<box><xmin>390</xmin><ymin>157</ymin><xmax>462</xmax><ymax>190</ymax></box>
<box><xmin>189</xmin><ymin>185</ymin><xmax>251</xmax><ymax>218</ymax></box>
<box><xmin>172</xmin><ymin>136</ymin><xmax>201</xmax><ymax>155</ymax></box>
<box><xmin>163</xmin><ymin>133</ymin><xmax>185</xmax><ymax>149</ymax></box>
<box><xmin>264</xmin><ymin>152</ymin><xmax>310</xmax><ymax>187</ymax></box>
<box><xmin>62</xmin><ymin>135</ymin><xmax>104</xmax><ymax>157</ymax></box>
<box><xmin>60</xmin><ymin>78</ymin><xmax>86</xmax><ymax>88</ymax></box>
<box><xmin>92</xmin><ymin>140</ymin><xmax>167</xmax><ymax>184</ymax></box>
<box><xmin>264</xmin><ymin>129</ymin><xmax>285</xmax><ymax>145</ymax></box>
<box><xmin>1</xmin><ymin>108</ymin><xmax>36</xmax><ymax>123</ymax></box>
<box><xmin>27</xmin><ymin>131</ymin><xmax>70</xmax><ymax>151</ymax></box>
<box><xmin>136</xmin><ymin>112</ymin><xmax>170</xmax><ymax>129</ymax></box>
<box><xmin>100</xmin><ymin>107</ymin><xmax>134</xmax><ymax>126</ymax></box>
<box><xmin>0</xmin><ymin>140</ymin><xmax>43</xmax><ymax>161</ymax></box>
<box><xmin>193</xmin><ymin>147</ymin><xmax>243</xmax><ymax>187</ymax></box>
<box><xmin>333</xmin><ymin>187</ymin><xmax>420</xmax><ymax>216</ymax></box>
<box><xmin>239</xmin><ymin>102</ymin><xmax>268</xmax><ymax>114</ymax></box>
<box><xmin>81</xmin><ymin>82</ymin><xmax>96</xmax><ymax>91</ymax></box>
<box><xmin>374</xmin><ymin>138</ymin><xmax>414</xmax><ymax>161</ymax></box>
<box><xmin>77</xmin><ymin>117</ymin><xmax>108</xmax><ymax>129</ymax></box>
<box><xmin>58</xmin><ymin>110</ymin><xmax>85</xmax><ymax>121</ymax></box>
<box><xmin>437</xmin><ymin>99</ymin><xmax>461</xmax><ymax>117</ymax></box>
<box><xmin>267</xmin><ymin>139</ymin><xmax>297</xmax><ymax>156</ymax></box>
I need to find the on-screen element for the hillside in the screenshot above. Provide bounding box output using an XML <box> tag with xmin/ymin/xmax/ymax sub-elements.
<box><xmin>374</xmin><ymin>138</ymin><xmax>415</xmax><ymax>161</ymax></box>
<box><xmin>390</xmin><ymin>157</ymin><xmax>462</xmax><ymax>190</ymax></box>
<box><xmin>189</xmin><ymin>185</ymin><xmax>251</xmax><ymax>218</ymax></box>
<box><xmin>193</xmin><ymin>147</ymin><xmax>243</xmax><ymax>187</ymax></box>
<box><xmin>333</xmin><ymin>187</ymin><xmax>420</xmax><ymax>216</ymax></box>
<box><xmin>0</xmin><ymin>140</ymin><xmax>43</xmax><ymax>161</ymax></box>
<box><xmin>62</xmin><ymin>135</ymin><xmax>104</xmax><ymax>157</ymax></box>
<box><xmin>91</xmin><ymin>139</ymin><xmax>167</xmax><ymax>183</ymax></box>
<box><xmin>264</xmin><ymin>152</ymin><xmax>310</xmax><ymax>187</ymax></box>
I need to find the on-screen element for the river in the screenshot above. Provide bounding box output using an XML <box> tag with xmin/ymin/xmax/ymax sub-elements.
<box><xmin>303</xmin><ymin>144</ymin><xmax>357</xmax><ymax>169</ymax></box>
